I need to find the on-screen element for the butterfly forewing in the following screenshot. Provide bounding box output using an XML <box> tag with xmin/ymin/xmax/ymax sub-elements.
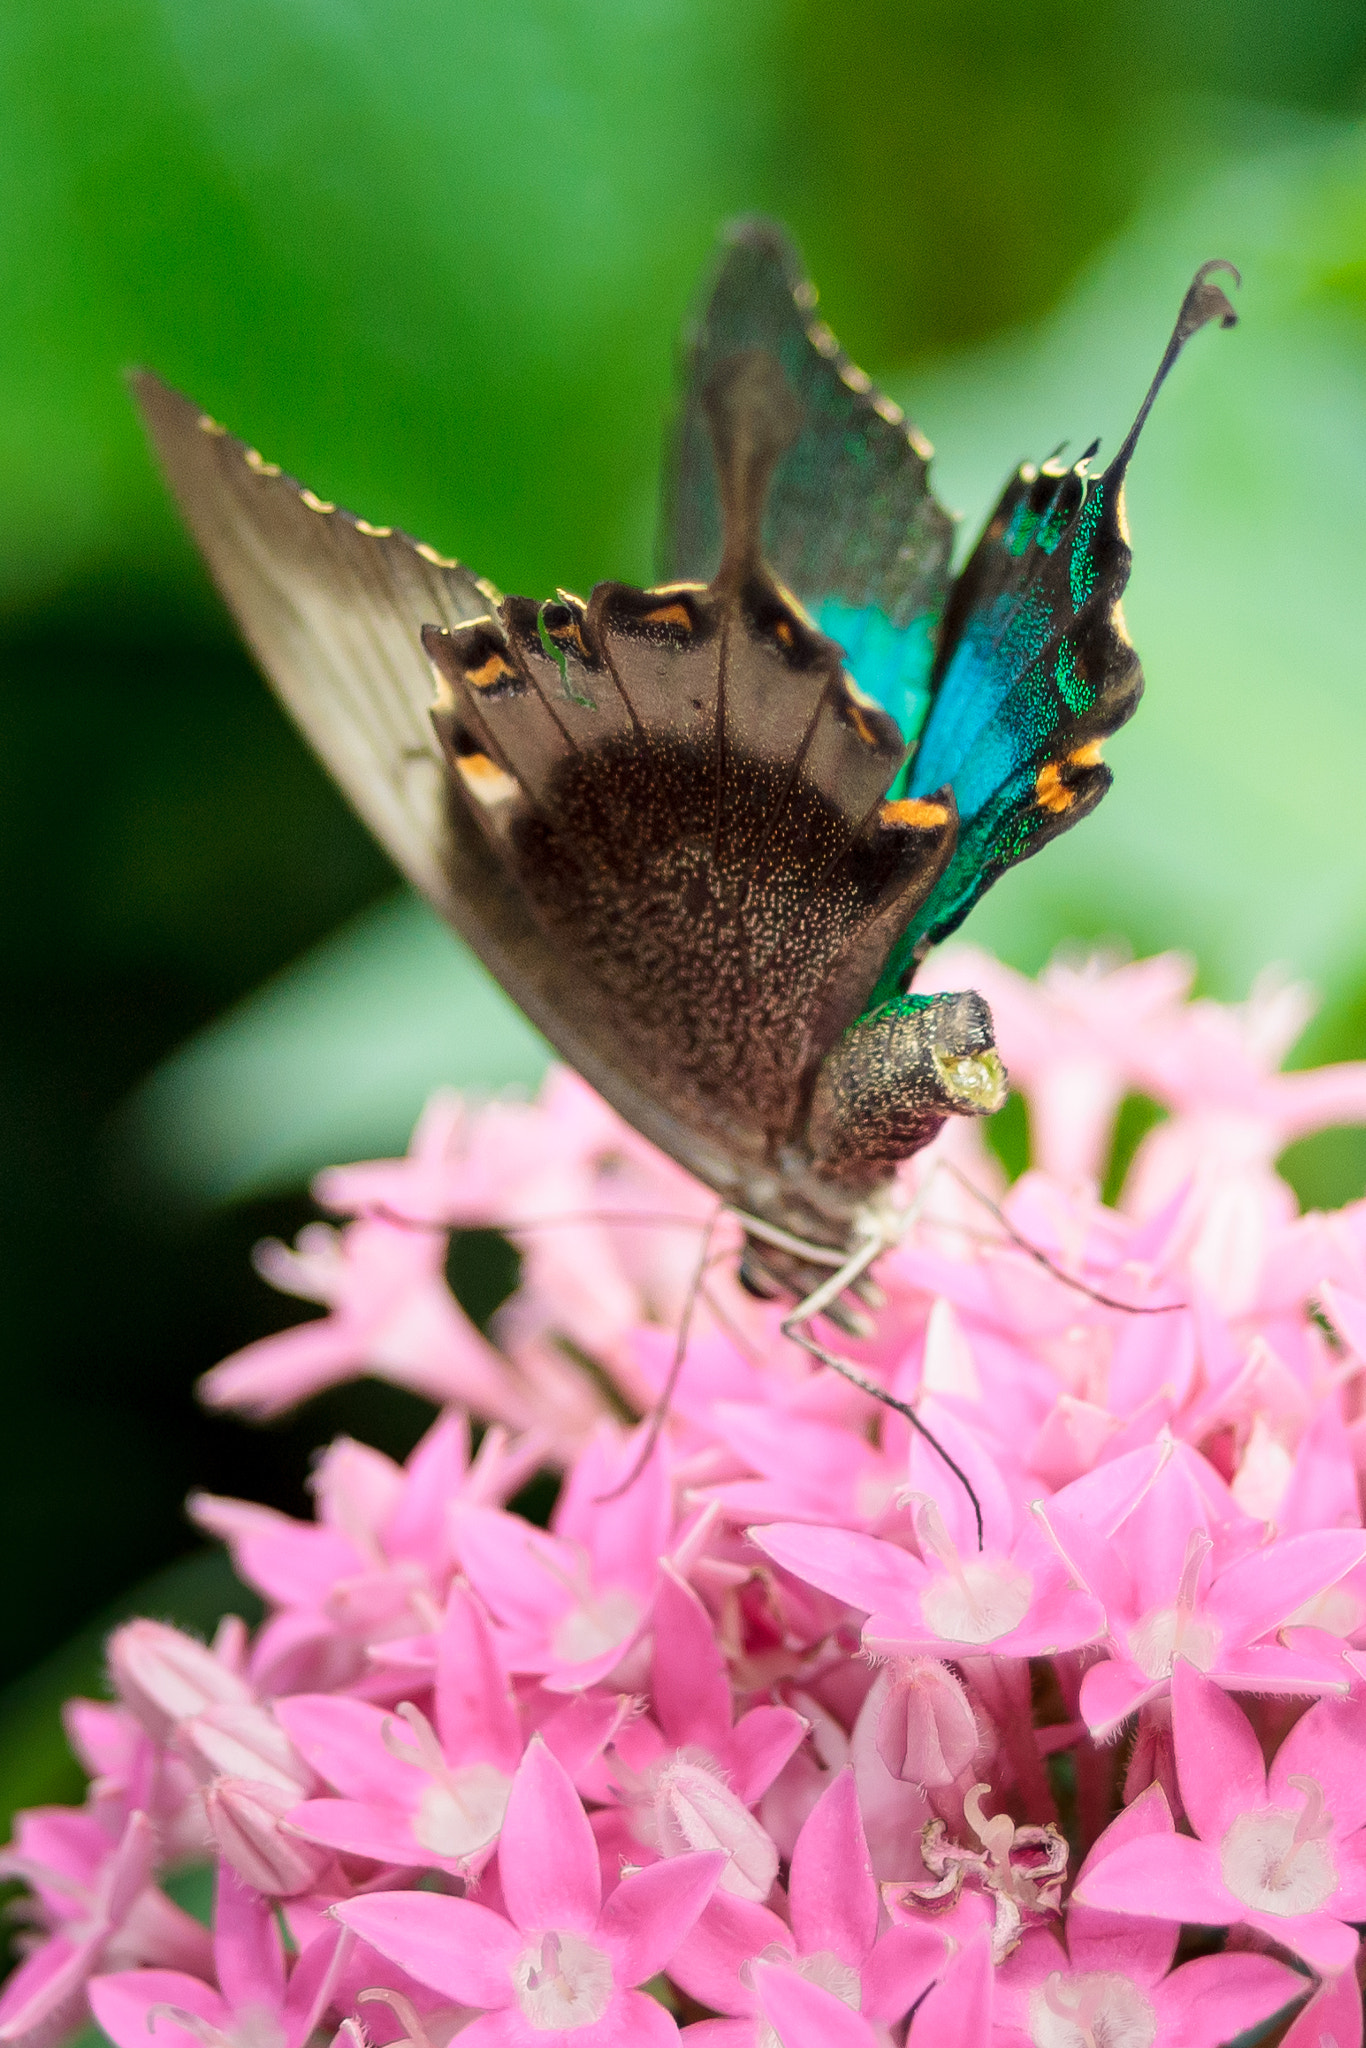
<box><xmin>661</xmin><ymin>219</ymin><xmax>955</xmax><ymax>638</ymax></box>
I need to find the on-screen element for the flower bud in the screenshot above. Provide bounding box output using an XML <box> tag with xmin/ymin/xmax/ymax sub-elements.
<box><xmin>875</xmin><ymin>1658</ymin><xmax>979</xmax><ymax>1788</ymax></box>
<box><xmin>108</xmin><ymin>1620</ymin><xmax>253</xmax><ymax>1741</ymax></box>
<box><xmin>204</xmin><ymin>1777</ymin><xmax>332</xmax><ymax>1896</ymax></box>
<box><xmin>651</xmin><ymin>1758</ymin><xmax>778</xmax><ymax>1901</ymax></box>
<box><xmin>1123</xmin><ymin>1696</ymin><xmax>1182</xmax><ymax>1822</ymax></box>
<box><xmin>176</xmin><ymin>1702</ymin><xmax>314</xmax><ymax>1795</ymax></box>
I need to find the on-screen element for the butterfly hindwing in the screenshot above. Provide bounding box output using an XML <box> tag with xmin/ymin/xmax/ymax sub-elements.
<box><xmin>871</xmin><ymin>261</ymin><xmax>1240</xmax><ymax>992</ymax></box>
<box><xmin>425</xmin><ymin>562</ymin><xmax>955</xmax><ymax>1191</ymax></box>
<box><xmin>875</xmin><ymin>447</ymin><xmax>1140</xmax><ymax>987</ymax></box>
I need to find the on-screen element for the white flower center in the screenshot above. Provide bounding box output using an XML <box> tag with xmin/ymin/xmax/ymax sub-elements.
<box><xmin>1220</xmin><ymin>1775</ymin><xmax>1337</xmax><ymax>1917</ymax></box>
<box><xmin>1029</xmin><ymin>1970</ymin><xmax>1156</xmax><ymax>2048</ymax></box>
<box><xmin>752</xmin><ymin>1948</ymin><xmax>861</xmax><ymax>2048</ymax></box>
<box><xmin>913</xmin><ymin>1498</ymin><xmax>1030</xmax><ymax>1645</ymax></box>
<box><xmin>513</xmin><ymin>1931</ymin><xmax>614</xmax><ymax>2030</ymax></box>
<box><xmin>382</xmin><ymin>1703</ymin><xmax>512</xmax><ymax>1863</ymax></box>
<box><xmin>411</xmin><ymin>1763</ymin><xmax>511</xmax><ymax>1858</ymax></box>
<box><xmin>1125</xmin><ymin>1529</ymin><xmax>1218</xmax><ymax>1680</ymax></box>
<box><xmin>550</xmin><ymin>1586</ymin><xmax>642</xmax><ymax>1667</ymax></box>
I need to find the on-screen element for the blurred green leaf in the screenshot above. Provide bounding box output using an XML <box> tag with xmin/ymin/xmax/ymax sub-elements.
<box><xmin>126</xmin><ymin>890</ymin><xmax>550</xmax><ymax>1202</ymax></box>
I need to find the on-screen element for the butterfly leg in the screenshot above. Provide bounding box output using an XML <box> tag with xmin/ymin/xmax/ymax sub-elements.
<box><xmin>780</xmin><ymin>1220</ymin><xmax>985</xmax><ymax>1549</ymax></box>
<box><xmin>593</xmin><ymin>1203</ymin><xmax>723</xmax><ymax>1504</ymax></box>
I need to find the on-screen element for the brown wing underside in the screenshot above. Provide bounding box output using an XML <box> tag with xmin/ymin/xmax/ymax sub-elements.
<box><xmin>425</xmin><ymin>572</ymin><xmax>956</xmax><ymax>1176</ymax></box>
<box><xmin>131</xmin><ymin>372</ymin><xmax>801</xmax><ymax>1204</ymax></box>
<box><xmin>133</xmin><ymin>371</ymin><xmax>956</xmax><ymax>1228</ymax></box>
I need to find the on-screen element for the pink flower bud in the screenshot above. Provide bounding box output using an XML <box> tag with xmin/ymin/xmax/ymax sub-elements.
<box><xmin>204</xmin><ymin>1777</ymin><xmax>332</xmax><ymax>1896</ymax></box>
<box><xmin>650</xmin><ymin>1759</ymin><xmax>778</xmax><ymax>1901</ymax></box>
<box><xmin>1123</xmin><ymin>1696</ymin><xmax>1182</xmax><ymax>1821</ymax></box>
<box><xmin>108</xmin><ymin>1620</ymin><xmax>253</xmax><ymax>1741</ymax></box>
<box><xmin>875</xmin><ymin>1658</ymin><xmax>979</xmax><ymax>1788</ymax></box>
<box><xmin>176</xmin><ymin>1702</ymin><xmax>315</xmax><ymax>1795</ymax></box>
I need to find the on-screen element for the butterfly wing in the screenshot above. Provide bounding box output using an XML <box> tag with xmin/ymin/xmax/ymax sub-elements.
<box><xmin>660</xmin><ymin>218</ymin><xmax>955</xmax><ymax>751</ymax></box>
<box><xmin>880</xmin><ymin>445</ymin><xmax>1142</xmax><ymax>983</ymax></box>
<box><xmin>864</xmin><ymin>261</ymin><xmax>1240</xmax><ymax>1000</ymax></box>
<box><xmin>130</xmin><ymin>372</ymin><xmax>777</xmax><ymax>1199</ymax></box>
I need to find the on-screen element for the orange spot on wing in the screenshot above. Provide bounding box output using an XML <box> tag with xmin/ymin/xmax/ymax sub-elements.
<box><xmin>1035</xmin><ymin>762</ymin><xmax>1073</xmax><ymax>813</ymax></box>
<box><xmin>456</xmin><ymin>753</ymin><xmax>518</xmax><ymax>805</ymax></box>
<box><xmin>881</xmin><ymin>797</ymin><xmax>950</xmax><ymax>830</ymax></box>
<box><xmin>640</xmin><ymin>602</ymin><xmax>693</xmax><ymax>630</ymax></box>
<box><xmin>1036</xmin><ymin>742</ymin><xmax>1104</xmax><ymax>814</ymax></box>
<box><xmin>464</xmin><ymin>652</ymin><xmax>518</xmax><ymax>691</ymax></box>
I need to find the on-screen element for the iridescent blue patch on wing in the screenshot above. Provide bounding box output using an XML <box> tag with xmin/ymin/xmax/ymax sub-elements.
<box><xmin>907</xmin><ymin>587</ymin><xmax>1055</xmax><ymax>814</ymax></box>
<box><xmin>814</xmin><ymin>598</ymin><xmax>937</xmax><ymax>749</ymax></box>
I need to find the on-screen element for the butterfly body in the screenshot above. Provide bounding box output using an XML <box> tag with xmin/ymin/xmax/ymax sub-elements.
<box><xmin>132</xmin><ymin>222</ymin><xmax>1235</xmax><ymax>1310</ymax></box>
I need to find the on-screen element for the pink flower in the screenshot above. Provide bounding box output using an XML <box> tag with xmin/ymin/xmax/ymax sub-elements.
<box><xmin>699</xmin><ymin>1401</ymin><xmax>911</xmax><ymax>1534</ymax></box>
<box><xmin>453</xmin><ymin>1426</ymin><xmax>678</xmax><ymax>1692</ymax></box>
<box><xmin>278</xmin><ymin>1582</ymin><xmax>520</xmax><ymax>1876</ymax></box>
<box><xmin>0</xmin><ymin>1811</ymin><xmax>211</xmax><ymax>2048</ymax></box>
<box><xmin>198</xmin><ymin>1211</ymin><xmax>526</xmax><ymax>1425</ymax></box>
<box><xmin>89</xmin><ymin>1864</ymin><xmax>347</xmax><ymax>2048</ymax></box>
<box><xmin>993</xmin><ymin>1784</ymin><xmax>1303</xmax><ymax>2044</ymax></box>
<box><xmin>596</xmin><ymin>1568</ymin><xmax>805</xmax><ymax>1901</ymax></box>
<box><xmin>191</xmin><ymin>1413</ymin><xmax>538</xmax><ymax>1695</ymax></box>
<box><xmin>279</xmin><ymin>1584</ymin><xmax>625</xmax><ymax>1879</ymax></box>
<box><xmin>335</xmin><ymin>1735</ymin><xmax>724</xmax><ymax>2044</ymax></box>
<box><xmin>669</xmin><ymin>1769</ymin><xmax>947</xmax><ymax>2041</ymax></box>
<box><xmin>1076</xmin><ymin>1662</ymin><xmax>1366</xmax><ymax>1972</ymax></box>
<box><xmin>1040</xmin><ymin>1442</ymin><xmax>1365</xmax><ymax>1737</ymax></box>
<box><xmin>753</xmin><ymin>1403</ymin><xmax>1105</xmax><ymax>1660</ymax></box>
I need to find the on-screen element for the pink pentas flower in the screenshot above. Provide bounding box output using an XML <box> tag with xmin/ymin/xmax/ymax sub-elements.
<box><xmin>753</xmin><ymin>1401</ymin><xmax>1105</xmax><ymax>1661</ymax></box>
<box><xmin>453</xmin><ymin>1426</ymin><xmax>679</xmax><ymax>1692</ymax></box>
<box><xmin>62</xmin><ymin>1699</ymin><xmax>205</xmax><ymax>1867</ymax></box>
<box><xmin>1039</xmin><ymin>1439</ymin><xmax>1366</xmax><ymax>1737</ymax></box>
<box><xmin>311</xmin><ymin>1069</ymin><xmax>724</xmax><ymax>1428</ymax></box>
<box><xmin>993</xmin><ymin>1784</ymin><xmax>1304</xmax><ymax>2046</ymax></box>
<box><xmin>278</xmin><ymin>1581</ymin><xmax>520</xmax><ymax>1876</ymax></box>
<box><xmin>88</xmin><ymin>1863</ymin><xmax>347</xmax><ymax>2048</ymax></box>
<box><xmin>191</xmin><ymin>1412</ymin><xmax>539</xmax><ymax>1696</ymax></box>
<box><xmin>335</xmin><ymin>1735</ymin><xmax>724</xmax><ymax>2045</ymax></box>
<box><xmin>1120</xmin><ymin>965</ymin><xmax>1366</xmax><ymax>1216</ymax></box>
<box><xmin>279</xmin><ymin>1583</ymin><xmax>625</xmax><ymax>1879</ymax></box>
<box><xmin>198</xmin><ymin>1211</ymin><xmax>530</xmax><ymax>1426</ymax></box>
<box><xmin>1077</xmin><ymin>1661</ymin><xmax>1366</xmax><ymax>1973</ymax></box>
<box><xmin>670</xmin><ymin>1768</ymin><xmax>946</xmax><ymax>2042</ymax></box>
<box><xmin>593</xmin><ymin>1567</ymin><xmax>804</xmax><ymax>1902</ymax></box>
<box><xmin>0</xmin><ymin>1810</ymin><xmax>211</xmax><ymax>2048</ymax></box>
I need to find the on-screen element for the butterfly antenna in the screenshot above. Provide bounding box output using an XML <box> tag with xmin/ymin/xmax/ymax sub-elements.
<box><xmin>593</xmin><ymin>1203</ymin><xmax>723</xmax><ymax>1504</ymax></box>
<box><xmin>1108</xmin><ymin>259</ymin><xmax>1239</xmax><ymax>477</ymax></box>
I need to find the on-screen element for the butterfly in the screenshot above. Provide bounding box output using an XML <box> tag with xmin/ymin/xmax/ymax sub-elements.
<box><xmin>132</xmin><ymin>220</ymin><xmax>1236</xmax><ymax>1374</ymax></box>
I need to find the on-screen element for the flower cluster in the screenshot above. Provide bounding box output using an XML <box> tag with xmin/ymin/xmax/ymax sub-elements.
<box><xmin>6</xmin><ymin>946</ymin><xmax>1366</xmax><ymax>2047</ymax></box>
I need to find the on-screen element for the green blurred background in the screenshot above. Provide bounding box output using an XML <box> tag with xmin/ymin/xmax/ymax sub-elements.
<box><xmin>5</xmin><ymin>0</ymin><xmax>1366</xmax><ymax>1826</ymax></box>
